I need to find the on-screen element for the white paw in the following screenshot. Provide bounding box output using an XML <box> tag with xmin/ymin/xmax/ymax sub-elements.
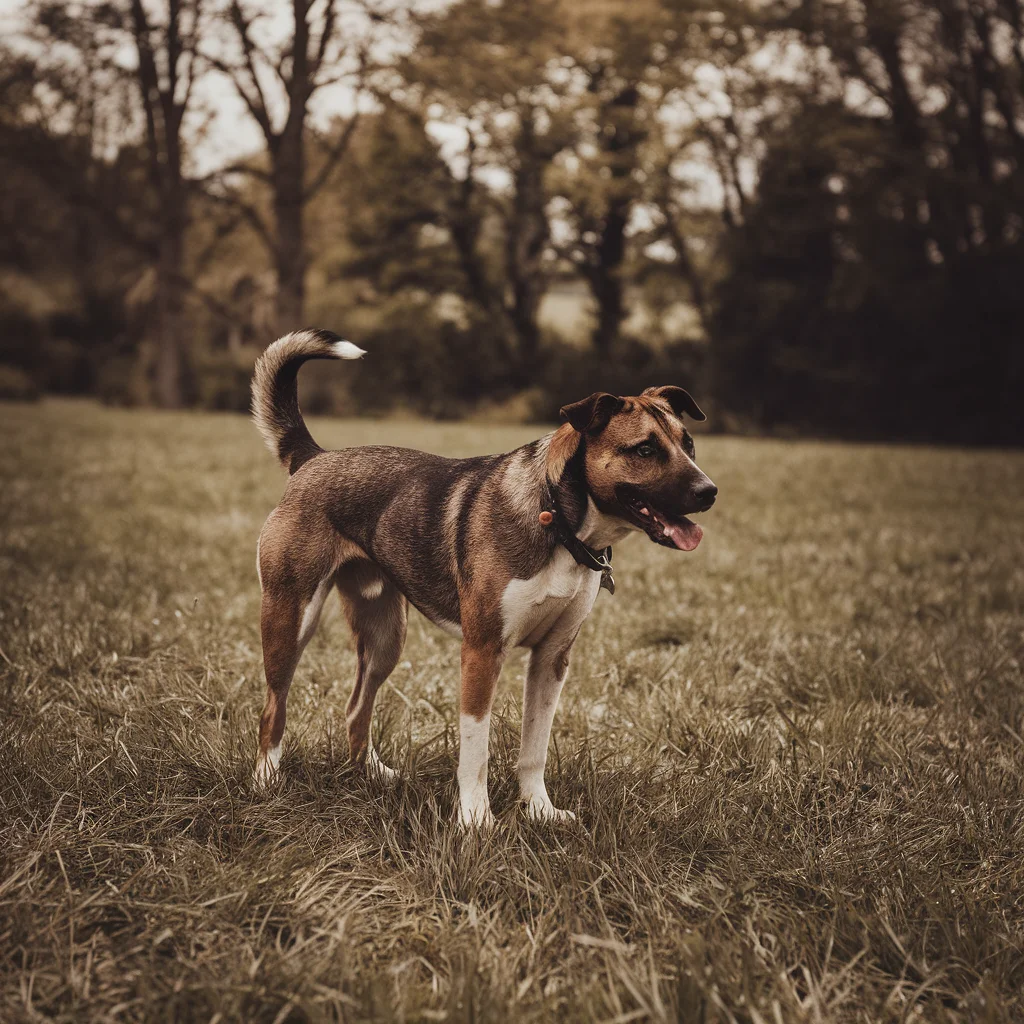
<box><xmin>523</xmin><ymin>796</ymin><xmax>576</xmax><ymax>824</ymax></box>
<box><xmin>252</xmin><ymin>747</ymin><xmax>282</xmax><ymax>792</ymax></box>
<box><xmin>458</xmin><ymin>802</ymin><xmax>495</xmax><ymax>831</ymax></box>
<box><xmin>367</xmin><ymin>747</ymin><xmax>398</xmax><ymax>783</ymax></box>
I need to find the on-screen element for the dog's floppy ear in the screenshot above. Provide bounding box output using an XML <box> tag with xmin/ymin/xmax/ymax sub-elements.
<box><xmin>560</xmin><ymin>392</ymin><xmax>625</xmax><ymax>433</ymax></box>
<box><xmin>642</xmin><ymin>386</ymin><xmax>707</xmax><ymax>422</ymax></box>
<box><xmin>546</xmin><ymin>423</ymin><xmax>580</xmax><ymax>483</ymax></box>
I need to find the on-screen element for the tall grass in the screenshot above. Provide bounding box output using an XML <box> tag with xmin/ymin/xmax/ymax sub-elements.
<box><xmin>1</xmin><ymin>400</ymin><xmax>1022</xmax><ymax>1022</ymax></box>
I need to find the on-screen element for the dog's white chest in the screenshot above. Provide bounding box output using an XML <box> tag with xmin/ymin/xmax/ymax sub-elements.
<box><xmin>501</xmin><ymin>547</ymin><xmax>596</xmax><ymax>648</ymax></box>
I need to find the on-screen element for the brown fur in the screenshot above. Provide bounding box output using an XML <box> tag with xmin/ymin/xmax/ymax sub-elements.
<box><xmin>335</xmin><ymin>566</ymin><xmax>407</xmax><ymax>762</ymax></box>
<box><xmin>257</xmin><ymin>593</ymin><xmax>301</xmax><ymax>754</ymax></box>
<box><xmin>459</xmin><ymin>643</ymin><xmax>504</xmax><ymax>719</ymax></box>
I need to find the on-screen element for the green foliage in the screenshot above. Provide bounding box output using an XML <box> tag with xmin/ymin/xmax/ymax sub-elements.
<box><xmin>340</xmin><ymin>112</ymin><xmax>460</xmax><ymax>297</ymax></box>
<box><xmin>345</xmin><ymin>299</ymin><xmax>517</xmax><ymax>418</ymax></box>
<box><xmin>193</xmin><ymin>348</ymin><xmax>260</xmax><ymax>413</ymax></box>
<box><xmin>709</xmin><ymin>0</ymin><xmax>1024</xmax><ymax>443</ymax></box>
<box><xmin>2</xmin><ymin>402</ymin><xmax>1024</xmax><ymax>1020</ymax></box>
<box><xmin>529</xmin><ymin>336</ymin><xmax>707</xmax><ymax>422</ymax></box>
<box><xmin>3</xmin><ymin>0</ymin><xmax>1024</xmax><ymax>439</ymax></box>
<box><xmin>712</xmin><ymin>96</ymin><xmax>1024</xmax><ymax>443</ymax></box>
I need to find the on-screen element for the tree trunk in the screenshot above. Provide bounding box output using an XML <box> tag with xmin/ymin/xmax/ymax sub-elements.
<box><xmin>506</xmin><ymin>115</ymin><xmax>550</xmax><ymax>374</ymax></box>
<box><xmin>661</xmin><ymin>205</ymin><xmax>709</xmax><ymax>331</ymax></box>
<box><xmin>154</xmin><ymin>216</ymin><xmax>186</xmax><ymax>407</ymax></box>
<box><xmin>586</xmin><ymin>83</ymin><xmax>641</xmax><ymax>355</ymax></box>
<box><xmin>273</xmin><ymin>191</ymin><xmax>305</xmax><ymax>333</ymax></box>
<box><xmin>152</xmin><ymin>105</ymin><xmax>187</xmax><ymax>408</ymax></box>
<box><xmin>267</xmin><ymin>0</ymin><xmax>312</xmax><ymax>336</ymax></box>
<box><xmin>126</xmin><ymin>0</ymin><xmax>200</xmax><ymax>407</ymax></box>
<box><xmin>861</xmin><ymin>3</ymin><xmax>958</xmax><ymax>261</ymax></box>
<box><xmin>273</xmin><ymin>128</ymin><xmax>306</xmax><ymax>334</ymax></box>
<box><xmin>445</xmin><ymin>139</ymin><xmax>519</xmax><ymax>368</ymax></box>
<box><xmin>588</xmin><ymin>197</ymin><xmax>628</xmax><ymax>355</ymax></box>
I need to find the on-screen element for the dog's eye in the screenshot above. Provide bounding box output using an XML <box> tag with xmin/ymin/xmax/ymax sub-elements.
<box><xmin>635</xmin><ymin>442</ymin><xmax>657</xmax><ymax>458</ymax></box>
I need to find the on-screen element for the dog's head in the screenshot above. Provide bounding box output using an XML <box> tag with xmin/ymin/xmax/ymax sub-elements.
<box><xmin>548</xmin><ymin>387</ymin><xmax>717</xmax><ymax>551</ymax></box>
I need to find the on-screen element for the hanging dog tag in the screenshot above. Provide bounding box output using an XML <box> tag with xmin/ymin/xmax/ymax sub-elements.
<box><xmin>600</xmin><ymin>567</ymin><xmax>615</xmax><ymax>594</ymax></box>
<box><xmin>599</xmin><ymin>547</ymin><xmax>614</xmax><ymax>594</ymax></box>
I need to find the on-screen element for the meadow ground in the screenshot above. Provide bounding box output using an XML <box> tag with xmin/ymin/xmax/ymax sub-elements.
<box><xmin>1</xmin><ymin>400</ymin><xmax>1023</xmax><ymax>1024</ymax></box>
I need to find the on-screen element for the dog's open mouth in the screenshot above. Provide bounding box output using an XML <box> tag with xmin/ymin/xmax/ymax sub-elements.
<box><xmin>625</xmin><ymin>497</ymin><xmax>704</xmax><ymax>551</ymax></box>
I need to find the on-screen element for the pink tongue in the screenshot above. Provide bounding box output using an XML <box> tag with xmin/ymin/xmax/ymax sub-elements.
<box><xmin>664</xmin><ymin>519</ymin><xmax>703</xmax><ymax>552</ymax></box>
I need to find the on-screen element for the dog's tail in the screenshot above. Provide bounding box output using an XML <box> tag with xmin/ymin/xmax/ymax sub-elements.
<box><xmin>251</xmin><ymin>328</ymin><xmax>365</xmax><ymax>473</ymax></box>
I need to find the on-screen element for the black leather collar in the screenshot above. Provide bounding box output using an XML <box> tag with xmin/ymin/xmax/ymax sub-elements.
<box><xmin>541</xmin><ymin>484</ymin><xmax>615</xmax><ymax>595</ymax></box>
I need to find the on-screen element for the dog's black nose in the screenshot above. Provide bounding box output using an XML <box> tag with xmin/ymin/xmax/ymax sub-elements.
<box><xmin>694</xmin><ymin>482</ymin><xmax>718</xmax><ymax>509</ymax></box>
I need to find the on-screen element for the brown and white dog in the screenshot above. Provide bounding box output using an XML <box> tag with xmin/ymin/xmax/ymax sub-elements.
<box><xmin>250</xmin><ymin>329</ymin><xmax>717</xmax><ymax>827</ymax></box>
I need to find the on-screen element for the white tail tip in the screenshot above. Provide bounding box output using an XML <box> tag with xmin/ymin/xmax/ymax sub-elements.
<box><xmin>333</xmin><ymin>340</ymin><xmax>366</xmax><ymax>359</ymax></box>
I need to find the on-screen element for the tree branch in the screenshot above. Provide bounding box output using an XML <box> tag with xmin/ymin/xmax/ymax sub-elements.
<box><xmin>192</xmin><ymin>210</ymin><xmax>245</xmax><ymax>273</ymax></box>
<box><xmin>224</xmin><ymin>0</ymin><xmax>275</xmax><ymax>140</ymax></box>
<box><xmin>311</xmin><ymin>0</ymin><xmax>338</xmax><ymax>79</ymax></box>
<box><xmin>204</xmin><ymin>53</ymin><xmax>273</xmax><ymax>143</ymax></box>
<box><xmin>205</xmin><ymin>187</ymin><xmax>275</xmax><ymax>252</ymax></box>
<box><xmin>180</xmin><ymin>0</ymin><xmax>205</xmax><ymax>115</ymax></box>
<box><xmin>169</xmin><ymin>269</ymin><xmax>240</xmax><ymax>323</ymax></box>
<box><xmin>129</xmin><ymin>0</ymin><xmax>164</xmax><ymax>191</ymax></box>
<box><xmin>205</xmin><ymin>160</ymin><xmax>272</xmax><ymax>183</ymax></box>
<box><xmin>304</xmin><ymin>109</ymin><xmax>360</xmax><ymax>200</ymax></box>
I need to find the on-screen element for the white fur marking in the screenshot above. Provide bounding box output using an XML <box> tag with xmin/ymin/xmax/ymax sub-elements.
<box><xmin>517</xmin><ymin>614</ymin><xmax>592</xmax><ymax>824</ymax></box>
<box><xmin>367</xmin><ymin>743</ymin><xmax>398</xmax><ymax>782</ymax></box>
<box><xmin>332</xmin><ymin>340</ymin><xmax>366</xmax><ymax>359</ymax></box>
<box><xmin>348</xmin><ymin>683</ymin><xmax>370</xmax><ymax>721</ymax></box>
<box><xmin>458</xmin><ymin>712</ymin><xmax>494</xmax><ymax>829</ymax></box>
<box><xmin>443</xmin><ymin>474</ymin><xmax>474</xmax><ymax>578</ymax></box>
<box><xmin>360</xmin><ymin>577</ymin><xmax>385</xmax><ymax>601</ymax></box>
<box><xmin>298</xmin><ymin>576</ymin><xmax>332</xmax><ymax>648</ymax></box>
<box><xmin>501</xmin><ymin>547</ymin><xmax>588</xmax><ymax>649</ymax></box>
<box><xmin>578</xmin><ymin>497</ymin><xmax>635</xmax><ymax>549</ymax></box>
<box><xmin>255</xmin><ymin>532</ymin><xmax>263</xmax><ymax>589</ymax></box>
<box><xmin>253</xmin><ymin>743</ymin><xmax>281</xmax><ymax>789</ymax></box>
<box><xmin>524</xmin><ymin>795</ymin><xmax>577</xmax><ymax>823</ymax></box>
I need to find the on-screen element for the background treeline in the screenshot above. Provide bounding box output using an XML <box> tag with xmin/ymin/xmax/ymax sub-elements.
<box><xmin>1</xmin><ymin>0</ymin><xmax>1023</xmax><ymax>443</ymax></box>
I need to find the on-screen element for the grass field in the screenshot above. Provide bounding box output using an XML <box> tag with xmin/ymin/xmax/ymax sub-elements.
<box><xmin>2</xmin><ymin>400</ymin><xmax>1023</xmax><ymax>1023</ymax></box>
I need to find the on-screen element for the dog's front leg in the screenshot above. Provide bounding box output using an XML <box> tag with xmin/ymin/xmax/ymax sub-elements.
<box><xmin>457</xmin><ymin>642</ymin><xmax>504</xmax><ymax>829</ymax></box>
<box><xmin>519</xmin><ymin>636</ymin><xmax>577</xmax><ymax>823</ymax></box>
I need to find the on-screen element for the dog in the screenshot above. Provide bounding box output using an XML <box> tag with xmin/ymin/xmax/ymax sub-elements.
<box><xmin>250</xmin><ymin>328</ymin><xmax>717</xmax><ymax>827</ymax></box>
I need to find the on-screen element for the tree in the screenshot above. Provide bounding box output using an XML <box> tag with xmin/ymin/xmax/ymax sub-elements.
<box><xmin>555</xmin><ymin>0</ymin><xmax>757</xmax><ymax>353</ymax></box>
<box><xmin>640</xmin><ymin>4</ymin><xmax>793</xmax><ymax>337</ymax></box>
<box><xmin>392</xmin><ymin>0</ymin><xmax>574</xmax><ymax>376</ymax></box>
<box><xmin>710</xmin><ymin>0</ymin><xmax>1024</xmax><ymax>442</ymax></box>
<box><xmin>207</xmin><ymin>0</ymin><xmax>372</xmax><ymax>335</ymax></box>
<box><xmin>128</xmin><ymin>0</ymin><xmax>206</xmax><ymax>406</ymax></box>
<box><xmin>20</xmin><ymin>0</ymin><xmax>209</xmax><ymax>407</ymax></box>
<box><xmin>0</xmin><ymin>43</ymin><xmax>140</xmax><ymax>393</ymax></box>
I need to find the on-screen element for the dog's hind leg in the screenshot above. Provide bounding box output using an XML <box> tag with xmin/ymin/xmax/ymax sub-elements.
<box><xmin>253</xmin><ymin>508</ymin><xmax>342</xmax><ymax>789</ymax></box>
<box><xmin>253</xmin><ymin>571</ymin><xmax>332</xmax><ymax>788</ymax></box>
<box><xmin>336</xmin><ymin>561</ymin><xmax>408</xmax><ymax>779</ymax></box>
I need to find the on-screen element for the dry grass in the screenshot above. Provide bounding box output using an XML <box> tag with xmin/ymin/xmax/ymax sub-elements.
<box><xmin>1</xmin><ymin>399</ymin><xmax>1023</xmax><ymax>1023</ymax></box>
